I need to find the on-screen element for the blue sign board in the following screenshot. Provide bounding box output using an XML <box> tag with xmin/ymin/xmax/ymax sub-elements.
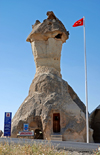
<box><xmin>23</xmin><ymin>124</ymin><xmax>29</xmax><ymax>131</ymax></box>
<box><xmin>4</xmin><ymin>112</ymin><xmax>12</xmax><ymax>136</ymax></box>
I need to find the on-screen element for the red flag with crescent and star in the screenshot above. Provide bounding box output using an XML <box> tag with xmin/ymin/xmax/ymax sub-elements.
<box><xmin>73</xmin><ymin>18</ymin><xmax>83</xmax><ymax>27</ymax></box>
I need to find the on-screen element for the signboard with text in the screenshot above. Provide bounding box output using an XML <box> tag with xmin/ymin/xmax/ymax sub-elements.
<box><xmin>4</xmin><ymin>112</ymin><xmax>12</xmax><ymax>136</ymax></box>
<box><xmin>18</xmin><ymin>131</ymin><xmax>34</xmax><ymax>136</ymax></box>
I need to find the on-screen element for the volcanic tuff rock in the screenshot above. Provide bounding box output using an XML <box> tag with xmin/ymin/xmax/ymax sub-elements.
<box><xmin>26</xmin><ymin>11</ymin><xmax>69</xmax><ymax>76</ymax></box>
<box><xmin>26</xmin><ymin>11</ymin><xmax>69</xmax><ymax>43</ymax></box>
<box><xmin>11</xmin><ymin>67</ymin><xmax>86</xmax><ymax>141</ymax></box>
<box><xmin>11</xmin><ymin>11</ymin><xmax>87</xmax><ymax>142</ymax></box>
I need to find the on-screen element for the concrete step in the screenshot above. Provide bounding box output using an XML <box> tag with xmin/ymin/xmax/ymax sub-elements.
<box><xmin>51</xmin><ymin>134</ymin><xmax>62</xmax><ymax>141</ymax></box>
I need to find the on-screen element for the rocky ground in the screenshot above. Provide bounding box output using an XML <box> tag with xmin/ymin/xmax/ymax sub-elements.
<box><xmin>66</xmin><ymin>151</ymin><xmax>94</xmax><ymax>155</ymax></box>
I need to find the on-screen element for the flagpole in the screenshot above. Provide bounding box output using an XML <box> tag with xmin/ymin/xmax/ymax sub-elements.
<box><xmin>83</xmin><ymin>16</ymin><xmax>89</xmax><ymax>143</ymax></box>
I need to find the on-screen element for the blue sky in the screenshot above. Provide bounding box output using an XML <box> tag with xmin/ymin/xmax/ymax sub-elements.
<box><xmin>0</xmin><ymin>0</ymin><xmax>100</xmax><ymax>132</ymax></box>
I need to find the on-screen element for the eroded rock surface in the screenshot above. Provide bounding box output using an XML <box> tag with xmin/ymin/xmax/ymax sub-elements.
<box><xmin>26</xmin><ymin>11</ymin><xmax>69</xmax><ymax>43</ymax></box>
<box><xmin>11</xmin><ymin>68</ymin><xmax>86</xmax><ymax>142</ymax></box>
<box><xmin>11</xmin><ymin>11</ymin><xmax>87</xmax><ymax>142</ymax></box>
<box><xmin>26</xmin><ymin>11</ymin><xmax>69</xmax><ymax>75</ymax></box>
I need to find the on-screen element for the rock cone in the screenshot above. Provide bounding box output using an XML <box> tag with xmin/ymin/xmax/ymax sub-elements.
<box><xmin>11</xmin><ymin>67</ymin><xmax>86</xmax><ymax>141</ymax></box>
<box><xmin>11</xmin><ymin>11</ymin><xmax>87</xmax><ymax>142</ymax></box>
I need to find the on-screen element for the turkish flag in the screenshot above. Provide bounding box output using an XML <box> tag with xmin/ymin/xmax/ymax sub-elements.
<box><xmin>73</xmin><ymin>18</ymin><xmax>83</xmax><ymax>27</ymax></box>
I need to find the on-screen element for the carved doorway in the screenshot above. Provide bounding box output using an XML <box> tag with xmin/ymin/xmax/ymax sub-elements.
<box><xmin>53</xmin><ymin>113</ymin><xmax>60</xmax><ymax>133</ymax></box>
<box><xmin>34</xmin><ymin>129</ymin><xmax>43</xmax><ymax>139</ymax></box>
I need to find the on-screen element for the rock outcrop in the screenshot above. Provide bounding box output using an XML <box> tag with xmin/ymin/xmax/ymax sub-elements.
<box><xmin>11</xmin><ymin>11</ymin><xmax>87</xmax><ymax>142</ymax></box>
<box><xmin>89</xmin><ymin>105</ymin><xmax>100</xmax><ymax>143</ymax></box>
<box><xmin>0</xmin><ymin>130</ymin><xmax>3</xmax><ymax>137</ymax></box>
<box><xmin>26</xmin><ymin>11</ymin><xmax>69</xmax><ymax>43</ymax></box>
<box><xmin>26</xmin><ymin>11</ymin><xmax>69</xmax><ymax>75</ymax></box>
<box><xmin>11</xmin><ymin>67</ymin><xmax>86</xmax><ymax>141</ymax></box>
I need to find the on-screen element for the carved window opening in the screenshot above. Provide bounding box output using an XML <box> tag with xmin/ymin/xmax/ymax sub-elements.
<box><xmin>55</xmin><ymin>34</ymin><xmax>62</xmax><ymax>39</ymax></box>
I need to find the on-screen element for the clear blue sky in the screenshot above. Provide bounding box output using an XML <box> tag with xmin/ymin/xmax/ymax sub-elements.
<box><xmin>0</xmin><ymin>0</ymin><xmax>100</xmax><ymax>132</ymax></box>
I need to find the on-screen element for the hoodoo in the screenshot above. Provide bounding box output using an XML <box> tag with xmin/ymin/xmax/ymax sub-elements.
<box><xmin>11</xmin><ymin>11</ymin><xmax>91</xmax><ymax>142</ymax></box>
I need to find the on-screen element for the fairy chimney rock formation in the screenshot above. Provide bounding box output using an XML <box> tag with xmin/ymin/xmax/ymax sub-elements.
<box><xmin>11</xmin><ymin>12</ymin><xmax>90</xmax><ymax>142</ymax></box>
<box><xmin>26</xmin><ymin>11</ymin><xmax>69</xmax><ymax>76</ymax></box>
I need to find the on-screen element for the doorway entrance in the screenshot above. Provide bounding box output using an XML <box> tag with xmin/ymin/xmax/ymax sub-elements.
<box><xmin>34</xmin><ymin>129</ymin><xmax>43</xmax><ymax>139</ymax></box>
<box><xmin>53</xmin><ymin>113</ymin><xmax>60</xmax><ymax>133</ymax></box>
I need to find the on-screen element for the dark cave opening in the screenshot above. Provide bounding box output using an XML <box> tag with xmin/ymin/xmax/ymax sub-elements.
<box><xmin>34</xmin><ymin>129</ymin><xmax>43</xmax><ymax>139</ymax></box>
<box><xmin>55</xmin><ymin>34</ymin><xmax>62</xmax><ymax>39</ymax></box>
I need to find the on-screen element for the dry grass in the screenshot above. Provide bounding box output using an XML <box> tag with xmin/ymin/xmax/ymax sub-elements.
<box><xmin>93</xmin><ymin>149</ymin><xmax>100</xmax><ymax>155</ymax></box>
<box><xmin>0</xmin><ymin>142</ymin><xmax>67</xmax><ymax>155</ymax></box>
<box><xmin>0</xmin><ymin>141</ymin><xmax>99</xmax><ymax>154</ymax></box>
